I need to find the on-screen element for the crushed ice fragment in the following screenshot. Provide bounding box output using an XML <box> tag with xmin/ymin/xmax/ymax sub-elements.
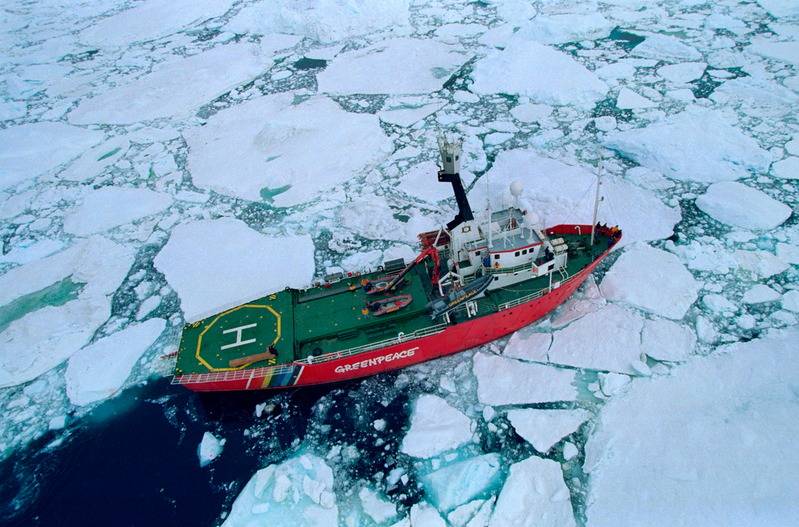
<box><xmin>198</xmin><ymin>431</ymin><xmax>225</xmax><ymax>468</ymax></box>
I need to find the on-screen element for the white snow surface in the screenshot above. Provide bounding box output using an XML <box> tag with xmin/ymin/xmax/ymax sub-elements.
<box><xmin>600</xmin><ymin>243</ymin><xmax>700</xmax><ymax>320</ymax></box>
<box><xmin>225</xmin><ymin>0</ymin><xmax>411</xmax><ymax>43</ymax></box>
<box><xmin>317</xmin><ymin>39</ymin><xmax>467</xmax><ymax>94</ymax></box>
<box><xmin>471</xmin><ymin>40</ymin><xmax>608</xmax><ymax>109</ymax></box>
<box><xmin>79</xmin><ymin>0</ymin><xmax>236</xmax><ymax>47</ymax></box>
<box><xmin>585</xmin><ymin>327</ymin><xmax>799</xmax><ymax>527</ymax></box>
<box><xmin>0</xmin><ymin>236</ymin><xmax>135</xmax><ymax>387</ymax></box>
<box><xmin>544</xmin><ymin>303</ymin><xmax>648</xmax><ymax>375</ymax></box>
<box><xmin>506</xmin><ymin>408</ymin><xmax>592</xmax><ymax>453</ymax></box>
<box><xmin>153</xmin><ymin>218</ymin><xmax>315</xmax><ymax>323</ymax></box>
<box><xmin>184</xmin><ymin>93</ymin><xmax>394</xmax><ymax>206</ymax></box>
<box><xmin>695</xmin><ymin>181</ymin><xmax>792</xmax><ymax>231</ymax></box>
<box><xmin>0</xmin><ymin>122</ymin><xmax>104</xmax><ymax>190</ymax></box>
<box><xmin>520</xmin><ymin>12</ymin><xmax>614</xmax><ymax>45</ymax></box>
<box><xmin>489</xmin><ymin>455</ymin><xmax>576</xmax><ymax>527</ymax></box>
<box><xmin>604</xmin><ymin>110</ymin><xmax>772</xmax><ymax>183</ymax></box>
<box><xmin>222</xmin><ymin>452</ymin><xmax>337</xmax><ymax>527</ymax></box>
<box><xmin>69</xmin><ymin>44</ymin><xmax>268</xmax><ymax>125</ymax></box>
<box><xmin>63</xmin><ymin>187</ymin><xmax>173</xmax><ymax>236</ymax></box>
<box><xmin>400</xmin><ymin>394</ymin><xmax>472</xmax><ymax>459</ymax></box>
<box><xmin>473</xmin><ymin>352</ymin><xmax>578</xmax><ymax>406</ymax></box>
<box><xmin>65</xmin><ymin>318</ymin><xmax>166</xmax><ymax>406</ymax></box>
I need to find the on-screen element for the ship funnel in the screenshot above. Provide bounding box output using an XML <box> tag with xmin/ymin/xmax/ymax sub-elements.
<box><xmin>436</xmin><ymin>136</ymin><xmax>473</xmax><ymax>230</ymax></box>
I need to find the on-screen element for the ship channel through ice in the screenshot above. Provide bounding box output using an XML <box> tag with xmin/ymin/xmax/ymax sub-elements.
<box><xmin>1</xmin><ymin>0</ymin><xmax>799</xmax><ymax>525</ymax></box>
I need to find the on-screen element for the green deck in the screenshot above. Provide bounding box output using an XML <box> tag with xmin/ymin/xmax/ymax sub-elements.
<box><xmin>175</xmin><ymin>231</ymin><xmax>613</xmax><ymax>376</ymax></box>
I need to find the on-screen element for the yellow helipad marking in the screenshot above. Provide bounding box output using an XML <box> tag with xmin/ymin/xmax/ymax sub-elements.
<box><xmin>196</xmin><ymin>304</ymin><xmax>281</xmax><ymax>372</ymax></box>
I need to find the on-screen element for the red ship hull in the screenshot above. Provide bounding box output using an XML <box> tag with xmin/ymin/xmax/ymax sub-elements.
<box><xmin>173</xmin><ymin>225</ymin><xmax>615</xmax><ymax>392</ymax></box>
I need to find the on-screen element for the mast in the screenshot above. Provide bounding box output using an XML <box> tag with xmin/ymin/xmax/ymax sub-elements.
<box><xmin>437</xmin><ymin>136</ymin><xmax>474</xmax><ymax>231</ymax></box>
<box><xmin>590</xmin><ymin>150</ymin><xmax>605</xmax><ymax>246</ymax></box>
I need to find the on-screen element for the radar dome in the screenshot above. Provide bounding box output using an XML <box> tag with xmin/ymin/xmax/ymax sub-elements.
<box><xmin>510</xmin><ymin>180</ymin><xmax>524</xmax><ymax>197</ymax></box>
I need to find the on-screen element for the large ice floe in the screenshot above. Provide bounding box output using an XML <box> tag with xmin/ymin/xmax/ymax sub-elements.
<box><xmin>2</xmin><ymin>0</ymin><xmax>799</xmax><ymax>524</ymax></box>
<box><xmin>585</xmin><ymin>327</ymin><xmax>799</xmax><ymax>527</ymax></box>
<box><xmin>184</xmin><ymin>93</ymin><xmax>394</xmax><ymax>207</ymax></box>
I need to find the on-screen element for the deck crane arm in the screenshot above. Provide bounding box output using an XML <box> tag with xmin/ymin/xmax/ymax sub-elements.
<box><xmin>386</xmin><ymin>246</ymin><xmax>441</xmax><ymax>292</ymax></box>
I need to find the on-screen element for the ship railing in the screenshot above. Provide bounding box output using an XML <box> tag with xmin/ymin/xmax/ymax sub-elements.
<box><xmin>296</xmin><ymin>323</ymin><xmax>449</xmax><ymax>365</ymax></box>
<box><xmin>496</xmin><ymin>271</ymin><xmax>580</xmax><ymax>311</ymax></box>
<box><xmin>171</xmin><ymin>363</ymin><xmax>297</xmax><ymax>386</ymax></box>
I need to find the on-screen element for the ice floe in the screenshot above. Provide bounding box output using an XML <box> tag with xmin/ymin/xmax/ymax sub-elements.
<box><xmin>544</xmin><ymin>303</ymin><xmax>646</xmax><ymax>375</ymax></box>
<box><xmin>471</xmin><ymin>40</ymin><xmax>608</xmax><ymax>109</ymax></box>
<box><xmin>69</xmin><ymin>43</ymin><xmax>268</xmax><ymax>125</ymax></box>
<box><xmin>65</xmin><ymin>318</ymin><xmax>166</xmax><ymax>406</ymax></box>
<box><xmin>358</xmin><ymin>487</ymin><xmax>397</xmax><ymax>525</ymax></box>
<box><xmin>473</xmin><ymin>352</ymin><xmax>578</xmax><ymax>405</ymax></box>
<box><xmin>0</xmin><ymin>122</ymin><xmax>104</xmax><ymax>190</ymax></box>
<box><xmin>421</xmin><ymin>453</ymin><xmax>502</xmax><ymax>514</ymax></box>
<box><xmin>63</xmin><ymin>187</ymin><xmax>173</xmax><ymax>237</ymax></box>
<box><xmin>600</xmin><ymin>244</ymin><xmax>700</xmax><ymax>320</ymax></box>
<box><xmin>490</xmin><ymin>455</ymin><xmax>575</xmax><ymax>527</ymax></box>
<box><xmin>604</xmin><ymin>110</ymin><xmax>772</xmax><ymax>183</ymax></box>
<box><xmin>222</xmin><ymin>452</ymin><xmax>337</xmax><ymax>527</ymax></box>
<box><xmin>317</xmin><ymin>38</ymin><xmax>466</xmax><ymax>95</ymax></box>
<box><xmin>696</xmin><ymin>181</ymin><xmax>792</xmax><ymax>231</ymax></box>
<box><xmin>184</xmin><ymin>93</ymin><xmax>394</xmax><ymax>206</ymax></box>
<box><xmin>400</xmin><ymin>394</ymin><xmax>472</xmax><ymax>459</ymax></box>
<box><xmin>197</xmin><ymin>431</ymin><xmax>226</xmax><ymax>468</ymax></box>
<box><xmin>506</xmin><ymin>408</ymin><xmax>591</xmax><ymax>453</ymax></box>
<box><xmin>225</xmin><ymin>0</ymin><xmax>411</xmax><ymax>43</ymax></box>
<box><xmin>153</xmin><ymin>217</ymin><xmax>315</xmax><ymax>323</ymax></box>
<box><xmin>78</xmin><ymin>0</ymin><xmax>236</xmax><ymax>47</ymax></box>
<box><xmin>585</xmin><ymin>327</ymin><xmax>799</xmax><ymax>527</ymax></box>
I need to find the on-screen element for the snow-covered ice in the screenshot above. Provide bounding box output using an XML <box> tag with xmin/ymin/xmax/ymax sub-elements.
<box><xmin>184</xmin><ymin>93</ymin><xmax>394</xmax><ymax>206</ymax></box>
<box><xmin>154</xmin><ymin>218</ymin><xmax>315</xmax><ymax>323</ymax></box>
<box><xmin>0</xmin><ymin>122</ymin><xmax>104</xmax><ymax>190</ymax></box>
<box><xmin>0</xmin><ymin>236</ymin><xmax>135</xmax><ymax>387</ymax></box>
<box><xmin>506</xmin><ymin>408</ymin><xmax>591</xmax><ymax>453</ymax></box>
<box><xmin>600</xmin><ymin>244</ymin><xmax>700</xmax><ymax>320</ymax></box>
<box><xmin>473</xmin><ymin>352</ymin><xmax>578</xmax><ymax>406</ymax></box>
<box><xmin>317</xmin><ymin>39</ymin><xmax>467</xmax><ymax>95</ymax></box>
<box><xmin>471</xmin><ymin>40</ymin><xmax>608</xmax><ymax>109</ymax></box>
<box><xmin>490</xmin><ymin>455</ymin><xmax>575</xmax><ymax>527</ymax></box>
<box><xmin>695</xmin><ymin>181</ymin><xmax>793</xmax><ymax>231</ymax></box>
<box><xmin>544</xmin><ymin>303</ymin><xmax>648</xmax><ymax>375</ymax></box>
<box><xmin>222</xmin><ymin>452</ymin><xmax>337</xmax><ymax>527</ymax></box>
<box><xmin>400</xmin><ymin>394</ymin><xmax>472</xmax><ymax>459</ymax></box>
<box><xmin>69</xmin><ymin>44</ymin><xmax>268</xmax><ymax>125</ymax></box>
<box><xmin>604</xmin><ymin>110</ymin><xmax>772</xmax><ymax>183</ymax></box>
<box><xmin>421</xmin><ymin>453</ymin><xmax>502</xmax><ymax>514</ymax></box>
<box><xmin>63</xmin><ymin>187</ymin><xmax>173</xmax><ymax>237</ymax></box>
<box><xmin>585</xmin><ymin>327</ymin><xmax>799</xmax><ymax>527</ymax></box>
<box><xmin>65</xmin><ymin>318</ymin><xmax>166</xmax><ymax>406</ymax></box>
<box><xmin>198</xmin><ymin>431</ymin><xmax>226</xmax><ymax>468</ymax></box>
<box><xmin>224</xmin><ymin>0</ymin><xmax>411</xmax><ymax>43</ymax></box>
